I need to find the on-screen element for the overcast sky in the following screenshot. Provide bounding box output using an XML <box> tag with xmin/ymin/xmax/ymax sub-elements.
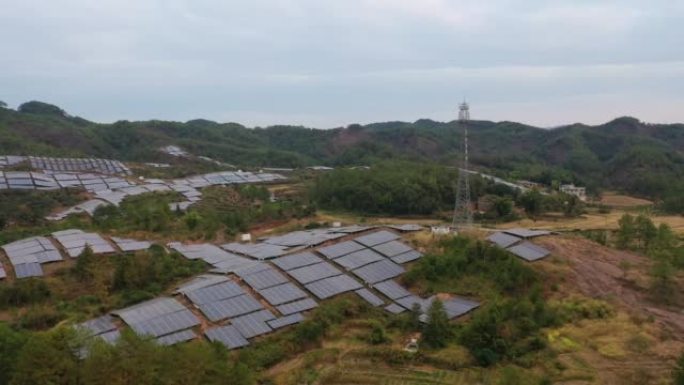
<box><xmin>1</xmin><ymin>1</ymin><xmax>683</xmax><ymax>128</ymax></box>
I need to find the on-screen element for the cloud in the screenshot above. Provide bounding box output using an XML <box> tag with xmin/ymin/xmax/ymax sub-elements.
<box><xmin>0</xmin><ymin>0</ymin><xmax>682</xmax><ymax>127</ymax></box>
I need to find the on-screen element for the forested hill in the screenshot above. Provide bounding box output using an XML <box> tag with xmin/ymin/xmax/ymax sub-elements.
<box><xmin>1</xmin><ymin>100</ymin><xmax>683</xmax><ymax>197</ymax></box>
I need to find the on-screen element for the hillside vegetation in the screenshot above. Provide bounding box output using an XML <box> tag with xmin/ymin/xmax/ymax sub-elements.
<box><xmin>1</xmin><ymin>102</ymin><xmax>683</xmax><ymax>204</ymax></box>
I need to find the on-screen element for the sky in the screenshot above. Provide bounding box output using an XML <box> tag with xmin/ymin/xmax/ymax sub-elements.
<box><xmin>1</xmin><ymin>0</ymin><xmax>683</xmax><ymax>128</ymax></box>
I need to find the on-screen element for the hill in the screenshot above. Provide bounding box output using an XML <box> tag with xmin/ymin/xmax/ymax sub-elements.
<box><xmin>1</xmin><ymin>101</ymin><xmax>683</xmax><ymax>199</ymax></box>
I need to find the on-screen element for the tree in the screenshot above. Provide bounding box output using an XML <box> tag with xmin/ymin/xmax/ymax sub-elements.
<box><xmin>0</xmin><ymin>100</ymin><xmax>7</xmax><ymax>109</ymax></box>
<box><xmin>674</xmin><ymin>351</ymin><xmax>684</xmax><ymax>385</ymax></box>
<box><xmin>73</xmin><ymin>245</ymin><xmax>96</xmax><ymax>282</ymax></box>
<box><xmin>408</xmin><ymin>302</ymin><xmax>423</xmax><ymax>331</ymax></box>
<box><xmin>184</xmin><ymin>211</ymin><xmax>202</xmax><ymax>230</ymax></box>
<box><xmin>650</xmin><ymin>260</ymin><xmax>676</xmax><ymax>305</ymax></box>
<box><xmin>0</xmin><ymin>324</ymin><xmax>26</xmax><ymax>384</ymax></box>
<box><xmin>493</xmin><ymin>197</ymin><xmax>513</xmax><ymax>218</ymax></box>
<box><xmin>368</xmin><ymin>321</ymin><xmax>388</xmax><ymax>345</ymax></box>
<box><xmin>617</xmin><ymin>214</ymin><xmax>635</xmax><ymax>249</ymax></box>
<box><xmin>10</xmin><ymin>328</ymin><xmax>80</xmax><ymax>385</ymax></box>
<box><xmin>17</xmin><ymin>100</ymin><xmax>66</xmax><ymax>116</ymax></box>
<box><xmin>634</xmin><ymin>214</ymin><xmax>657</xmax><ymax>250</ymax></box>
<box><xmin>518</xmin><ymin>190</ymin><xmax>543</xmax><ymax>218</ymax></box>
<box><xmin>421</xmin><ymin>299</ymin><xmax>451</xmax><ymax>349</ymax></box>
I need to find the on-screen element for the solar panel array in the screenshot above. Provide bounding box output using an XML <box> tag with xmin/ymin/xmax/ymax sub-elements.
<box><xmin>351</xmin><ymin>259</ymin><xmax>405</xmax><ymax>284</ymax></box>
<box><xmin>276</xmin><ymin>298</ymin><xmax>318</xmax><ymax>315</ymax></box>
<box><xmin>77</xmin><ymin>314</ymin><xmax>121</xmax><ymax>345</ymax></box>
<box><xmin>238</xmin><ymin>264</ymin><xmax>290</xmax><ymax>290</ymax></box>
<box><xmin>0</xmin><ymin>231</ymin><xmax>159</xmax><ymax>279</ymax></box>
<box><xmin>52</xmin><ymin>229</ymin><xmax>116</xmax><ymax>257</ymax></box>
<box><xmin>354</xmin><ymin>288</ymin><xmax>385</xmax><ymax>307</ymax></box>
<box><xmin>205</xmin><ymin>325</ymin><xmax>249</xmax><ymax>349</ymax></box>
<box><xmin>47</xmin><ymin>199</ymin><xmax>109</xmax><ymax>221</ymax></box>
<box><xmin>288</xmin><ymin>261</ymin><xmax>342</xmax><ymax>285</ymax></box>
<box><xmin>222</xmin><ymin>242</ymin><xmax>289</xmax><ymax>260</ymax></box>
<box><xmin>231</xmin><ymin>309</ymin><xmax>276</xmax><ymax>338</ymax></box>
<box><xmin>0</xmin><ymin>171</ymin><xmax>133</xmax><ymax>192</ymax></box>
<box><xmin>111</xmin><ymin>237</ymin><xmax>152</xmax><ymax>252</ymax></box>
<box><xmin>68</xmin><ymin>226</ymin><xmax>478</xmax><ymax>350</ymax></box>
<box><xmin>0</xmin><ymin>155</ymin><xmax>130</xmax><ymax>175</ymax></box>
<box><xmin>271</xmin><ymin>251</ymin><xmax>323</xmax><ymax>271</ymax></box>
<box><xmin>304</xmin><ymin>274</ymin><xmax>362</xmax><ymax>299</ymax></box>
<box><xmin>169</xmin><ymin>243</ymin><xmax>254</xmax><ymax>273</ymax></box>
<box><xmin>268</xmin><ymin>313</ymin><xmax>305</xmax><ymax>329</ymax></box>
<box><xmin>173</xmin><ymin>171</ymin><xmax>285</xmax><ymax>189</ymax></box>
<box><xmin>1</xmin><ymin>236</ymin><xmax>62</xmax><ymax>278</ymax></box>
<box><xmin>258</xmin><ymin>282</ymin><xmax>308</xmax><ymax>306</ymax></box>
<box><xmin>113</xmin><ymin>297</ymin><xmax>200</xmax><ymax>341</ymax></box>
<box><xmin>487</xmin><ymin>232</ymin><xmax>522</xmax><ymax>248</ymax></box>
<box><xmin>354</xmin><ymin>230</ymin><xmax>401</xmax><ymax>247</ymax></box>
<box><xmin>502</xmin><ymin>228</ymin><xmax>552</xmax><ymax>239</ymax></box>
<box><xmin>506</xmin><ymin>241</ymin><xmax>551</xmax><ymax>262</ymax></box>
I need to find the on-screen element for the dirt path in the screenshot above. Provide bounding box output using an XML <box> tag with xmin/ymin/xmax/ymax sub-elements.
<box><xmin>535</xmin><ymin>236</ymin><xmax>684</xmax><ymax>339</ymax></box>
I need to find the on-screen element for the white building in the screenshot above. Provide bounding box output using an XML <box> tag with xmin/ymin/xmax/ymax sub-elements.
<box><xmin>560</xmin><ymin>184</ymin><xmax>587</xmax><ymax>201</ymax></box>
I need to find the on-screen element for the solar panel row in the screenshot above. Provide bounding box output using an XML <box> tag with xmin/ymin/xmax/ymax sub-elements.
<box><xmin>205</xmin><ymin>325</ymin><xmax>249</xmax><ymax>350</ymax></box>
<box><xmin>351</xmin><ymin>259</ymin><xmax>405</xmax><ymax>284</ymax></box>
<box><xmin>506</xmin><ymin>242</ymin><xmax>551</xmax><ymax>261</ymax></box>
<box><xmin>304</xmin><ymin>274</ymin><xmax>362</xmax><ymax>299</ymax></box>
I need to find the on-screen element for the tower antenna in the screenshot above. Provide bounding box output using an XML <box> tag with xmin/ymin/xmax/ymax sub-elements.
<box><xmin>452</xmin><ymin>101</ymin><xmax>473</xmax><ymax>230</ymax></box>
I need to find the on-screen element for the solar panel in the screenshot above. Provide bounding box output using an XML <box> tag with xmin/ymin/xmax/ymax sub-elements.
<box><xmin>231</xmin><ymin>309</ymin><xmax>275</xmax><ymax>338</ymax></box>
<box><xmin>396</xmin><ymin>295</ymin><xmax>430</xmax><ymax>311</ymax></box>
<box><xmin>384</xmin><ymin>303</ymin><xmax>406</xmax><ymax>314</ymax></box>
<box><xmin>2</xmin><ymin>236</ymin><xmax>63</xmax><ymax>268</ymax></box>
<box><xmin>271</xmin><ymin>252</ymin><xmax>323</xmax><ymax>271</ymax></box>
<box><xmin>371</xmin><ymin>240</ymin><xmax>414</xmax><ymax>257</ymax></box>
<box><xmin>354</xmin><ymin>230</ymin><xmax>400</xmax><ymax>247</ymax></box>
<box><xmin>205</xmin><ymin>325</ymin><xmax>249</xmax><ymax>349</ymax></box>
<box><xmin>502</xmin><ymin>228</ymin><xmax>551</xmax><ymax>239</ymax></box>
<box><xmin>175</xmin><ymin>274</ymin><xmax>231</xmax><ymax>294</ymax></box>
<box><xmin>352</xmin><ymin>260</ymin><xmax>405</xmax><ymax>284</ymax></box>
<box><xmin>506</xmin><ymin>242</ymin><xmax>550</xmax><ymax>262</ymax></box>
<box><xmin>387</xmin><ymin>224</ymin><xmax>423</xmax><ymax>232</ymax></box>
<box><xmin>77</xmin><ymin>314</ymin><xmax>117</xmax><ymax>336</ymax></box>
<box><xmin>487</xmin><ymin>232</ymin><xmax>521</xmax><ymax>248</ymax></box>
<box><xmin>258</xmin><ymin>282</ymin><xmax>308</xmax><ymax>306</ymax></box>
<box><xmin>186</xmin><ymin>281</ymin><xmax>246</xmax><ymax>305</ymax></box>
<box><xmin>113</xmin><ymin>297</ymin><xmax>186</xmax><ymax>325</ymax></box>
<box><xmin>234</xmin><ymin>262</ymin><xmax>272</xmax><ymax>277</ymax></box>
<box><xmin>372</xmin><ymin>280</ymin><xmax>412</xmax><ymax>300</ymax></box>
<box><xmin>391</xmin><ymin>250</ymin><xmax>423</xmax><ymax>264</ymax></box>
<box><xmin>304</xmin><ymin>274</ymin><xmax>362</xmax><ymax>299</ymax></box>
<box><xmin>221</xmin><ymin>242</ymin><xmax>289</xmax><ymax>260</ymax></box>
<box><xmin>156</xmin><ymin>329</ymin><xmax>197</xmax><ymax>346</ymax></box>
<box><xmin>317</xmin><ymin>240</ymin><xmax>365</xmax><ymax>259</ymax></box>
<box><xmin>198</xmin><ymin>294</ymin><xmax>264</xmax><ymax>322</ymax></box>
<box><xmin>443</xmin><ymin>297</ymin><xmax>480</xmax><ymax>319</ymax></box>
<box><xmin>334</xmin><ymin>249</ymin><xmax>386</xmax><ymax>270</ymax></box>
<box><xmin>169</xmin><ymin>243</ymin><xmax>244</xmax><ymax>266</ymax></box>
<box><xmin>241</xmin><ymin>268</ymin><xmax>289</xmax><ymax>290</ymax></box>
<box><xmin>276</xmin><ymin>298</ymin><xmax>318</xmax><ymax>315</ymax></box>
<box><xmin>354</xmin><ymin>289</ymin><xmax>384</xmax><ymax>307</ymax></box>
<box><xmin>97</xmin><ymin>329</ymin><xmax>121</xmax><ymax>345</ymax></box>
<box><xmin>288</xmin><ymin>262</ymin><xmax>342</xmax><ymax>285</ymax></box>
<box><xmin>51</xmin><ymin>230</ymin><xmax>115</xmax><ymax>257</ymax></box>
<box><xmin>268</xmin><ymin>313</ymin><xmax>305</xmax><ymax>329</ymax></box>
<box><xmin>14</xmin><ymin>262</ymin><xmax>44</xmax><ymax>278</ymax></box>
<box><xmin>111</xmin><ymin>237</ymin><xmax>151</xmax><ymax>252</ymax></box>
<box><xmin>129</xmin><ymin>309</ymin><xmax>200</xmax><ymax>338</ymax></box>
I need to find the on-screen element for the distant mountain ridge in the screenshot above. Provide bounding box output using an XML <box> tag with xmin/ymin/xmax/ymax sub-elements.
<box><xmin>1</xmin><ymin>101</ymin><xmax>683</xmax><ymax>197</ymax></box>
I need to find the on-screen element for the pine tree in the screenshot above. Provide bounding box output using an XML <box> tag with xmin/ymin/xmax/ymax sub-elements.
<box><xmin>422</xmin><ymin>299</ymin><xmax>451</xmax><ymax>348</ymax></box>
